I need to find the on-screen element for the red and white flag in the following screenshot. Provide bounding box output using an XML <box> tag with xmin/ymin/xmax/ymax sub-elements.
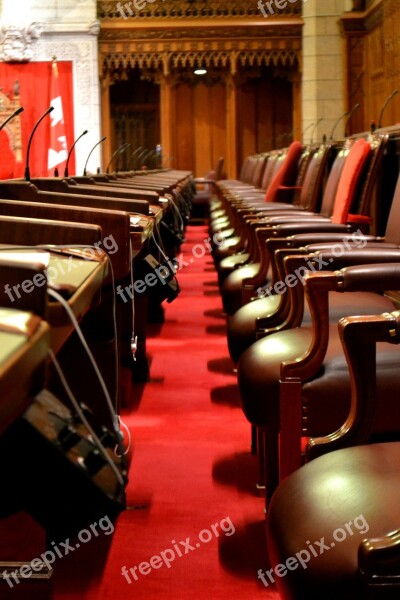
<box><xmin>48</xmin><ymin>60</ymin><xmax>68</xmax><ymax>175</ymax></box>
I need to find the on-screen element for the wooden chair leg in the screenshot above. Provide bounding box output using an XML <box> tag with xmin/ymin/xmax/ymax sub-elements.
<box><xmin>256</xmin><ymin>428</ymin><xmax>266</xmax><ymax>493</ymax></box>
<box><xmin>265</xmin><ymin>430</ymin><xmax>279</xmax><ymax>513</ymax></box>
<box><xmin>251</xmin><ymin>425</ymin><xmax>257</xmax><ymax>454</ymax></box>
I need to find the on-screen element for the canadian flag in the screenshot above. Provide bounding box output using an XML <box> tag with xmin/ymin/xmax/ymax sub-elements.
<box><xmin>47</xmin><ymin>60</ymin><xmax>68</xmax><ymax>175</ymax></box>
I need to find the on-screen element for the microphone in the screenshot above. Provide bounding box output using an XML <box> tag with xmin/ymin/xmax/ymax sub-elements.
<box><xmin>142</xmin><ymin>149</ymin><xmax>156</xmax><ymax>168</ymax></box>
<box><xmin>64</xmin><ymin>129</ymin><xmax>88</xmax><ymax>177</ymax></box>
<box><xmin>0</xmin><ymin>106</ymin><xmax>24</xmax><ymax>132</ymax></box>
<box><xmin>25</xmin><ymin>106</ymin><xmax>54</xmax><ymax>181</ymax></box>
<box><xmin>344</xmin><ymin>103</ymin><xmax>360</xmax><ymax>137</ymax></box>
<box><xmin>330</xmin><ymin>110</ymin><xmax>349</xmax><ymax>140</ymax></box>
<box><xmin>378</xmin><ymin>90</ymin><xmax>399</xmax><ymax>129</ymax></box>
<box><xmin>83</xmin><ymin>136</ymin><xmax>106</xmax><ymax>175</ymax></box>
<box><xmin>135</xmin><ymin>148</ymin><xmax>150</xmax><ymax>170</ymax></box>
<box><xmin>302</xmin><ymin>122</ymin><xmax>314</xmax><ymax>144</ymax></box>
<box><xmin>130</xmin><ymin>146</ymin><xmax>143</xmax><ymax>170</ymax></box>
<box><xmin>105</xmin><ymin>142</ymin><xmax>130</xmax><ymax>174</ymax></box>
<box><xmin>310</xmin><ymin>118</ymin><xmax>324</xmax><ymax>144</ymax></box>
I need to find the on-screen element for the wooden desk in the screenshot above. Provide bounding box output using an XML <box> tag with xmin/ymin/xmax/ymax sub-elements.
<box><xmin>0</xmin><ymin>308</ymin><xmax>49</xmax><ymax>436</ymax></box>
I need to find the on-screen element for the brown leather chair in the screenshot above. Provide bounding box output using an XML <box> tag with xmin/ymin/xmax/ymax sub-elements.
<box><xmin>238</xmin><ymin>259</ymin><xmax>400</xmax><ymax>506</ymax></box>
<box><xmin>220</xmin><ymin>135</ymin><xmax>386</xmax><ymax>316</ymax></box>
<box><xmin>266</xmin><ymin>310</ymin><xmax>400</xmax><ymax>600</ymax></box>
<box><xmin>227</xmin><ymin>152</ymin><xmax>400</xmax><ymax>364</ymax></box>
<box><xmin>210</xmin><ymin>142</ymin><xmax>305</xmax><ymax>251</ymax></box>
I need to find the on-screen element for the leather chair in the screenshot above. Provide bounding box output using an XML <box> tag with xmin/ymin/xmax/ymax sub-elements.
<box><xmin>210</xmin><ymin>142</ymin><xmax>305</xmax><ymax>249</ymax></box>
<box><xmin>238</xmin><ymin>259</ymin><xmax>400</xmax><ymax>506</ymax></box>
<box><xmin>266</xmin><ymin>310</ymin><xmax>400</xmax><ymax>599</ymax></box>
<box><xmin>221</xmin><ymin>135</ymin><xmax>386</xmax><ymax>316</ymax></box>
<box><xmin>216</xmin><ymin>142</ymin><xmax>333</xmax><ymax>281</ymax></box>
<box><xmin>227</xmin><ymin>143</ymin><xmax>400</xmax><ymax>364</ymax></box>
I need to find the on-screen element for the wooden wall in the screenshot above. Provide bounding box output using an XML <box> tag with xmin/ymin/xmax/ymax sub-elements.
<box><xmin>344</xmin><ymin>0</ymin><xmax>400</xmax><ymax>133</ymax></box>
<box><xmin>171</xmin><ymin>74</ymin><xmax>293</xmax><ymax>178</ymax></box>
<box><xmin>173</xmin><ymin>82</ymin><xmax>226</xmax><ymax>176</ymax></box>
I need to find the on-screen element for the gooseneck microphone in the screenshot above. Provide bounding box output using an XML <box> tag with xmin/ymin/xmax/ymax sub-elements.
<box><xmin>130</xmin><ymin>146</ymin><xmax>143</xmax><ymax>170</ymax></box>
<box><xmin>344</xmin><ymin>103</ymin><xmax>360</xmax><ymax>137</ymax></box>
<box><xmin>330</xmin><ymin>110</ymin><xmax>349</xmax><ymax>140</ymax></box>
<box><xmin>302</xmin><ymin>122</ymin><xmax>314</xmax><ymax>144</ymax></box>
<box><xmin>310</xmin><ymin>118</ymin><xmax>324</xmax><ymax>144</ymax></box>
<box><xmin>106</xmin><ymin>142</ymin><xmax>131</xmax><ymax>173</ymax></box>
<box><xmin>64</xmin><ymin>129</ymin><xmax>88</xmax><ymax>177</ymax></box>
<box><xmin>378</xmin><ymin>90</ymin><xmax>399</xmax><ymax>129</ymax></box>
<box><xmin>25</xmin><ymin>106</ymin><xmax>54</xmax><ymax>181</ymax></box>
<box><xmin>0</xmin><ymin>106</ymin><xmax>24</xmax><ymax>132</ymax></box>
<box><xmin>83</xmin><ymin>136</ymin><xmax>107</xmax><ymax>176</ymax></box>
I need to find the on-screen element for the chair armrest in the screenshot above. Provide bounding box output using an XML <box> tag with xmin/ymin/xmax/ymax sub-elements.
<box><xmin>280</xmin><ymin>261</ymin><xmax>400</xmax><ymax>382</ymax></box>
<box><xmin>359</xmin><ymin>528</ymin><xmax>400</xmax><ymax>592</ymax></box>
<box><xmin>271</xmin><ymin>222</ymin><xmax>361</xmax><ymax>237</ymax></box>
<box><xmin>307</xmin><ymin>311</ymin><xmax>400</xmax><ymax>460</ymax></box>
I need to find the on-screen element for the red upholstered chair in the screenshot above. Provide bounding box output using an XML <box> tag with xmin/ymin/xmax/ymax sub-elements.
<box><xmin>264</xmin><ymin>140</ymin><xmax>304</xmax><ymax>203</ymax></box>
<box><xmin>226</xmin><ymin>142</ymin><xmax>400</xmax><ymax>365</ymax></box>
<box><xmin>266</xmin><ymin>310</ymin><xmax>400</xmax><ymax>600</ymax></box>
<box><xmin>220</xmin><ymin>135</ymin><xmax>386</xmax><ymax>316</ymax></box>
<box><xmin>238</xmin><ymin>258</ymin><xmax>400</xmax><ymax>506</ymax></box>
<box><xmin>215</xmin><ymin>142</ymin><xmax>333</xmax><ymax>280</ymax></box>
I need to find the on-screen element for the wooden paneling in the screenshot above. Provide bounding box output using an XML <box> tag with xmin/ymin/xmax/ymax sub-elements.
<box><xmin>237</xmin><ymin>76</ymin><xmax>293</xmax><ymax>167</ymax></box>
<box><xmin>344</xmin><ymin>0</ymin><xmax>400</xmax><ymax>132</ymax></box>
<box><xmin>173</xmin><ymin>82</ymin><xmax>227</xmax><ymax>177</ymax></box>
<box><xmin>173</xmin><ymin>84</ymin><xmax>194</xmax><ymax>171</ymax></box>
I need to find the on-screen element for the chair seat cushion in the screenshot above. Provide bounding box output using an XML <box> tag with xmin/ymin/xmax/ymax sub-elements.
<box><xmin>238</xmin><ymin>298</ymin><xmax>400</xmax><ymax>434</ymax></box>
<box><xmin>229</xmin><ymin>291</ymin><xmax>395</xmax><ymax>366</ymax></box>
<box><xmin>267</xmin><ymin>442</ymin><xmax>400</xmax><ymax>600</ymax></box>
<box><xmin>221</xmin><ymin>263</ymin><xmax>262</xmax><ymax>315</ymax></box>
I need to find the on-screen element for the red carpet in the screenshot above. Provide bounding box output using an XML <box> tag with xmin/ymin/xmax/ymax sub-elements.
<box><xmin>0</xmin><ymin>226</ymin><xmax>279</xmax><ymax>599</ymax></box>
<box><xmin>94</xmin><ymin>225</ymin><xmax>279</xmax><ymax>599</ymax></box>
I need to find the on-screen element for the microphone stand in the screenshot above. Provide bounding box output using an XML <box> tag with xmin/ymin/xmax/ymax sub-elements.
<box><xmin>344</xmin><ymin>103</ymin><xmax>360</xmax><ymax>137</ymax></box>
<box><xmin>310</xmin><ymin>118</ymin><xmax>324</xmax><ymax>144</ymax></box>
<box><xmin>64</xmin><ymin>129</ymin><xmax>88</xmax><ymax>177</ymax></box>
<box><xmin>83</xmin><ymin>136</ymin><xmax>106</xmax><ymax>176</ymax></box>
<box><xmin>302</xmin><ymin>122</ymin><xmax>314</xmax><ymax>144</ymax></box>
<box><xmin>25</xmin><ymin>106</ymin><xmax>54</xmax><ymax>181</ymax></box>
<box><xmin>0</xmin><ymin>107</ymin><xmax>24</xmax><ymax>132</ymax></box>
<box><xmin>105</xmin><ymin>142</ymin><xmax>130</xmax><ymax>174</ymax></box>
<box><xmin>378</xmin><ymin>90</ymin><xmax>399</xmax><ymax>129</ymax></box>
<box><xmin>330</xmin><ymin>111</ymin><xmax>349</xmax><ymax>140</ymax></box>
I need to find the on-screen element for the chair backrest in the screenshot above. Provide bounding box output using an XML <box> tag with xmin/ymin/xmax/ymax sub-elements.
<box><xmin>214</xmin><ymin>156</ymin><xmax>225</xmax><ymax>181</ymax></box>
<box><xmin>264</xmin><ymin>141</ymin><xmax>304</xmax><ymax>202</ymax></box>
<box><xmin>260</xmin><ymin>150</ymin><xmax>284</xmax><ymax>191</ymax></box>
<box><xmin>331</xmin><ymin>138</ymin><xmax>372</xmax><ymax>224</ymax></box>
<box><xmin>296</xmin><ymin>144</ymin><xmax>333</xmax><ymax>212</ymax></box>
<box><xmin>238</xmin><ymin>156</ymin><xmax>253</xmax><ymax>182</ymax></box>
<box><xmin>251</xmin><ymin>155</ymin><xmax>267</xmax><ymax>188</ymax></box>
<box><xmin>383</xmin><ymin>171</ymin><xmax>400</xmax><ymax>244</ymax></box>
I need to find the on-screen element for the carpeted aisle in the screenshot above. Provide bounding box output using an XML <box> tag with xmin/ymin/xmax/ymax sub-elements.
<box><xmin>95</xmin><ymin>225</ymin><xmax>279</xmax><ymax>599</ymax></box>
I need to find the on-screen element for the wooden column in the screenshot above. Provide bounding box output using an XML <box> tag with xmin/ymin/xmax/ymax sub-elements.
<box><xmin>159</xmin><ymin>75</ymin><xmax>173</xmax><ymax>168</ymax></box>
<box><xmin>225</xmin><ymin>74</ymin><xmax>238</xmax><ymax>180</ymax></box>
<box><xmin>100</xmin><ymin>73</ymin><xmax>112</xmax><ymax>171</ymax></box>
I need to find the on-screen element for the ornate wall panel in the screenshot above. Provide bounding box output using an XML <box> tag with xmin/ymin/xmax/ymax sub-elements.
<box><xmin>342</xmin><ymin>0</ymin><xmax>400</xmax><ymax>132</ymax></box>
<box><xmin>98</xmin><ymin>0</ymin><xmax>303</xmax><ymax>176</ymax></box>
